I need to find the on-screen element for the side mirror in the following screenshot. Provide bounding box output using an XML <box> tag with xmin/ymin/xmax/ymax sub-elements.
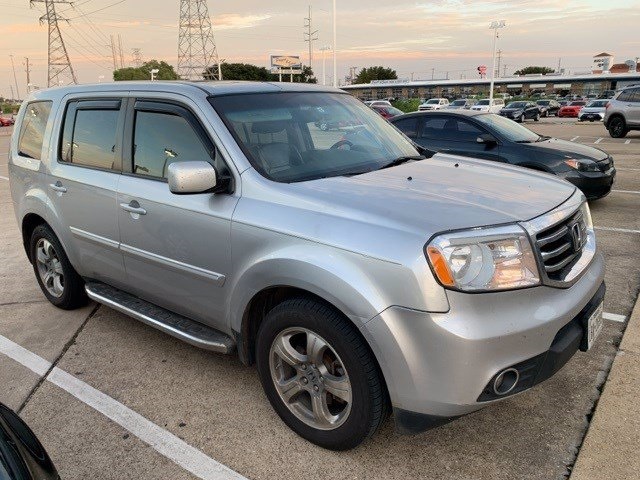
<box><xmin>477</xmin><ymin>133</ymin><xmax>497</xmax><ymax>146</ymax></box>
<box><xmin>167</xmin><ymin>161</ymin><xmax>218</xmax><ymax>194</ymax></box>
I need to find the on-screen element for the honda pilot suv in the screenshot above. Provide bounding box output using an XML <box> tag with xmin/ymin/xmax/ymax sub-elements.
<box><xmin>604</xmin><ymin>85</ymin><xmax>640</xmax><ymax>138</ymax></box>
<box><xmin>9</xmin><ymin>82</ymin><xmax>605</xmax><ymax>450</ymax></box>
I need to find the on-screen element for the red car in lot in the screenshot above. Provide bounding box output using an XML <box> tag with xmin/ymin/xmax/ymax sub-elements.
<box><xmin>371</xmin><ymin>104</ymin><xmax>404</xmax><ymax>119</ymax></box>
<box><xmin>557</xmin><ymin>101</ymin><xmax>587</xmax><ymax>118</ymax></box>
<box><xmin>0</xmin><ymin>116</ymin><xmax>15</xmax><ymax>127</ymax></box>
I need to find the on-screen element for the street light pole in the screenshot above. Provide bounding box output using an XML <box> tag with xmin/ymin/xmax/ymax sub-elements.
<box><xmin>332</xmin><ymin>0</ymin><xmax>337</xmax><ymax>87</ymax></box>
<box><xmin>320</xmin><ymin>45</ymin><xmax>331</xmax><ymax>86</ymax></box>
<box><xmin>489</xmin><ymin>20</ymin><xmax>506</xmax><ymax>104</ymax></box>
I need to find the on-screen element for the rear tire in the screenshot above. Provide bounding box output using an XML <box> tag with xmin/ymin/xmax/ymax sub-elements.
<box><xmin>607</xmin><ymin>116</ymin><xmax>628</xmax><ymax>138</ymax></box>
<box><xmin>30</xmin><ymin>224</ymin><xmax>87</xmax><ymax>310</ymax></box>
<box><xmin>256</xmin><ymin>297</ymin><xmax>389</xmax><ymax>450</ymax></box>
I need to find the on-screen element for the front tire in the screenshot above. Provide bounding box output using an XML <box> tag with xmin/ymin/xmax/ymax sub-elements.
<box><xmin>534</xmin><ymin>112</ymin><xmax>540</xmax><ymax>122</ymax></box>
<box><xmin>256</xmin><ymin>297</ymin><xmax>388</xmax><ymax>450</ymax></box>
<box><xmin>30</xmin><ymin>224</ymin><xmax>87</xmax><ymax>310</ymax></box>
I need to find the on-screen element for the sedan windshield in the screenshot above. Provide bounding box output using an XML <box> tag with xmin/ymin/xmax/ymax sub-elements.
<box><xmin>477</xmin><ymin>99</ymin><xmax>490</xmax><ymax>105</ymax></box>
<box><xmin>475</xmin><ymin>114</ymin><xmax>540</xmax><ymax>143</ymax></box>
<box><xmin>570</xmin><ymin>101</ymin><xmax>586</xmax><ymax>106</ymax></box>
<box><xmin>451</xmin><ymin>100</ymin><xmax>467</xmax><ymax>106</ymax></box>
<box><xmin>537</xmin><ymin>100</ymin><xmax>550</xmax><ymax>105</ymax></box>
<box><xmin>506</xmin><ymin>102</ymin><xmax>527</xmax><ymax>108</ymax></box>
<box><xmin>587</xmin><ymin>100</ymin><xmax>608</xmax><ymax>108</ymax></box>
<box><xmin>426</xmin><ymin>99</ymin><xmax>440</xmax><ymax>104</ymax></box>
<box><xmin>209</xmin><ymin>92</ymin><xmax>421</xmax><ymax>183</ymax></box>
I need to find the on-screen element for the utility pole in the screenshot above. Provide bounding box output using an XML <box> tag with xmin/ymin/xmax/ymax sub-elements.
<box><xmin>117</xmin><ymin>34</ymin><xmax>125</xmax><ymax>69</ymax></box>
<box><xmin>303</xmin><ymin>5</ymin><xmax>318</xmax><ymax>70</ymax></box>
<box><xmin>24</xmin><ymin>57</ymin><xmax>31</xmax><ymax>93</ymax></box>
<box><xmin>10</xmin><ymin>85</ymin><xmax>15</xmax><ymax>102</ymax></box>
<box><xmin>332</xmin><ymin>0</ymin><xmax>337</xmax><ymax>87</ymax></box>
<box><xmin>110</xmin><ymin>35</ymin><xmax>118</xmax><ymax>71</ymax></box>
<box><xmin>132</xmin><ymin>48</ymin><xmax>143</xmax><ymax>68</ymax></box>
<box><xmin>488</xmin><ymin>20</ymin><xmax>506</xmax><ymax>104</ymax></box>
<box><xmin>30</xmin><ymin>0</ymin><xmax>77</xmax><ymax>87</ymax></box>
<box><xmin>431</xmin><ymin>68</ymin><xmax>434</xmax><ymax>80</ymax></box>
<box><xmin>319</xmin><ymin>45</ymin><xmax>331</xmax><ymax>86</ymax></box>
<box><xmin>503</xmin><ymin>64</ymin><xmax>508</xmax><ymax>77</ymax></box>
<box><xmin>557</xmin><ymin>57</ymin><xmax>561</xmax><ymax>73</ymax></box>
<box><xmin>496</xmin><ymin>49</ymin><xmax>502</xmax><ymax>78</ymax></box>
<box><xmin>9</xmin><ymin>55</ymin><xmax>20</xmax><ymax>100</ymax></box>
<box><xmin>178</xmin><ymin>0</ymin><xmax>222</xmax><ymax>81</ymax></box>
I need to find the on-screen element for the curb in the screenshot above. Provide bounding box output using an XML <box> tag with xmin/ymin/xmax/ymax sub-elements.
<box><xmin>570</xmin><ymin>294</ymin><xmax>640</xmax><ymax>479</ymax></box>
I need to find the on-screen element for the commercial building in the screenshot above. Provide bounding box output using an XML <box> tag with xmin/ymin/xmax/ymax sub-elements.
<box><xmin>342</xmin><ymin>71</ymin><xmax>640</xmax><ymax>101</ymax></box>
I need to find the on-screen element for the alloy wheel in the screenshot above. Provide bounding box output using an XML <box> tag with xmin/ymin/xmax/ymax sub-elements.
<box><xmin>35</xmin><ymin>238</ymin><xmax>64</xmax><ymax>297</ymax></box>
<box><xmin>269</xmin><ymin>327</ymin><xmax>352</xmax><ymax>430</ymax></box>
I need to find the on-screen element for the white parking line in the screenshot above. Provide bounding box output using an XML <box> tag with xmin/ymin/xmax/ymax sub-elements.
<box><xmin>570</xmin><ymin>136</ymin><xmax>580</xmax><ymax>141</ymax></box>
<box><xmin>0</xmin><ymin>334</ymin><xmax>246</xmax><ymax>480</ymax></box>
<box><xmin>612</xmin><ymin>189</ymin><xmax>640</xmax><ymax>195</ymax></box>
<box><xmin>625</xmin><ymin>140</ymin><xmax>631</xmax><ymax>144</ymax></box>
<box><xmin>616</xmin><ymin>168</ymin><xmax>640</xmax><ymax>172</ymax></box>
<box><xmin>595</xmin><ymin>226</ymin><xmax>640</xmax><ymax>234</ymax></box>
<box><xmin>0</xmin><ymin>175</ymin><xmax>8</xmax><ymax>181</ymax></box>
<box><xmin>594</xmin><ymin>138</ymin><xmax>603</xmax><ymax>144</ymax></box>
<box><xmin>603</xmin><ymin>312</ymin><xmax>627</xmax><ymax>323</ymax></box>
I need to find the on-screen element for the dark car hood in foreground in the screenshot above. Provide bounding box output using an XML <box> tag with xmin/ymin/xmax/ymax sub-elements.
<box><xmin>524</xmin><ymin>137</ymin><xmax>608</xmax><ymax>161</ymax></box>
<box><xmin>290</xmin><ymin>153</ymin><xmax>576</xmax><ymax>239</ymax></box>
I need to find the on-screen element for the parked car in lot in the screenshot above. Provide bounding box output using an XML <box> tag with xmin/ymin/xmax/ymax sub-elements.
<box><xmin>0</xmin><ymin>115</ymin><xmax>16</xmax><ymax>126</ymax></box>
<box><xmin>371</xmin><ymin>104</ymin><xmax>404</xmax><ymax>119</ymax></box>
<box><xmin>0</xmin><ymin>403</ymin><xmax>59</xmax><ymax>479</ymax></box>
<box><xmin>536</xmin><ymin>99</ymin><xmax>561</xmax><ymax>117</ymax></box>
<box><xmin>603</xmin><ymin>85</ymin><xmax>640</xmax><ymax>138</ymax></box>
<box><xmin>558</xmin><ymin>101</ymin><xmax>587</xmax><ymax>118</ymax></box>
<box><xmin>390</xmin><ymin>111</ymin><xmax>615</xmax><ymax>199</ymax></box>
<box><xmin>363</xmin><ymin>100</ymin><xmax>391</xmax><ymax>107</ymax></box>
<box><xmin>578</xmin><ymin>100</ymin><xmax>609</xmax><ymax>122</ymax></box>
<box><xmin>446</xmin><ymin>99</ymin><xmax>477</xmax><ymax>110</ymax></box>
<box><xmin>499</xmin><ymin>101</ymin><xmax>541</xmax><ymax>122</ymax></box>
<box><xmin>470</xmin><ymin>98</ymin><xmax>504</xmax><ymax>113</ymax></box>
<box><xmin>418</xmin><ymin>98</ymin><xmax>449</xmax><ymax>111</ymax></box>
<box><xmin>10</xmin><ymin>82</ymin><xmax>605</xmax><ymax>450</ymax></box>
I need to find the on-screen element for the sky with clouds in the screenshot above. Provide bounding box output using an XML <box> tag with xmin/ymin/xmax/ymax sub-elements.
<box><xmin>1</xmin><ymin>0</ymin><xmax>640</xmax><ymax>98</ymax></box>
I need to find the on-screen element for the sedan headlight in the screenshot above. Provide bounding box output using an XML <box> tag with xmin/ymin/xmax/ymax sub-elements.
<box><xmin>564</xmin><ymin>158</ymin><xmax>601</xmax><ymax>172</ymax></box>
<box><xmin>426</xmin><ymin>225</ymin><xmax>540</xmax><ymax>292</ymax></box>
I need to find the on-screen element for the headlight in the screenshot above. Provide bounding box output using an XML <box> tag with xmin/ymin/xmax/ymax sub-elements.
<box><xmin>426</xmin><ymin>225</ymin><xmax>540</xmax><ymax>292</ymax></box>
<box><xmin>564</xmin><ymin>158</ymin><xmax>601</xmax><ymax>172</ymax></box>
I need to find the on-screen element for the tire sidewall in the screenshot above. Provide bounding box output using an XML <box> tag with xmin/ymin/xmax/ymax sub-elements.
<box><xmin>256</xmin><ymin>301</ymin><xmax>380</xmax><ymax>450</ymax></box>
<box><xmin>30</xmin><ymin>225</ymin><xmax>84</xmax><ymax>309</ymax></box>
<box><xmin>608</xmin><ymin>117</ymin><xmax>626</xmax><ymax>138</ymax></box>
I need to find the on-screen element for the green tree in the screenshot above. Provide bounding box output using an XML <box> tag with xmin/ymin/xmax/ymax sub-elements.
<box><xmin>354</xmin><ymin>66</ymin><xmax>397</xmax><ymax>84</ymax></box>
<box><xmin>113</xmin><ymin>60</ymin><xmax>179</xmax><ymax>81</ymax></box>
<box><xmin>203</xmin><ymin>63</ymin><xmax>317</xmax><ymax>83</ymax></box>
<box><xmin>513</xmin><ymin>66</ymin><xmax>555</xmax><ymax>76</ymax></box>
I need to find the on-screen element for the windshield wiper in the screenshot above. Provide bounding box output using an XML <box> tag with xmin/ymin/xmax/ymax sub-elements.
<box><xmin>536</xmin><ymin>135</ymin><xmax>551</xmax><ymax>142</ymax></box>
<box><xmin>515</xmin><ymin>140</ymin><xmax>534</xmax><ymax>143</ymax></box>
<box><xmin>377</xmin><ymin>155</ymin><xmax>425</xmax><ymax>170</ymax></box>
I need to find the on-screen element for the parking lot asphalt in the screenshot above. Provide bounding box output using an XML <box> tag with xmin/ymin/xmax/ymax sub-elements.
<box><xmin>0</xmin><ymin>120</ymin><xmax>639</xmax><ymax>480</ymax></box>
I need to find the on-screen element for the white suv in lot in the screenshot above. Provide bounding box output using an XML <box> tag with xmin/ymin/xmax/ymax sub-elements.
<box><xmin>471</xmin><ymin>98</ymin><xmax>505</xmax><ymax>113</ymax></box>
<box><xmin>9</xmin><ymin>82</ymin><xmax>605</xmax><ymax>450</ymax></box>
<box><xmin>418</xmin><ymin>98</ymin><xmax>449</xmax><ymax>111</ymax></box>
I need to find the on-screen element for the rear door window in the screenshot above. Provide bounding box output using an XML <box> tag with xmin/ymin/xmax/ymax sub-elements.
<box><xmin>17</xmin><ymin>101</ymin><xmax>52</xmax><ymax>160</ymax></box>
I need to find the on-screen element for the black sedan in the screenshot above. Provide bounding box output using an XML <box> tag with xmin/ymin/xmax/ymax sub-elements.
<box><xmin>536</xmin><ymin>99</ymin><xmax>561</xmax><ymax>117</ymax></box>
<box><xmin>0</xmin><ymin>403</ymin><xmax>59</xmax><ymax>479</ymax></box>
<box><xmin>390</xmin><ymin>111</ymin><xmax>616</xmax><ymax>200</ymax></box>
<box><xmin>498</xmin><ymin>101</ymin><xmax>540</xmax><ymax>122</ymax></box>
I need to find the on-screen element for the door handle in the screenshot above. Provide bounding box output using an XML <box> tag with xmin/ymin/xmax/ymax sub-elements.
<box><xmin>120</xmin><ymin>202</ymin><xmax>147</xmax><ymax>216</ymax></box>
<box><xmin>49</xmin><ymin>182</ymin><xmax>67</xmax><ymax>193</ymax></box>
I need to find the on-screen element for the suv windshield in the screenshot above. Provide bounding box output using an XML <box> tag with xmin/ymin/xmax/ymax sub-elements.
<box><xmin>477</xmin><ymin>100</ymin><xmax>490</xmax><ymax>105</ymax></box>
<box><xmin>209</xmin><ymin>92</ymin><xmax>420</xmax><ymax>183</ymax></box>
<box><xmin>426</xmin><ymin>99</ymin><xmax>440</xmax><ymax>104</ymax></box>
<box><xmin>587</xmin><ymin>100</ymin><xmax>608</xmax><ymax>107</ymax></box>
<box><xmin>451</xmin><ymin>100</ymin><xmax>466</xmax><ymax>106</ymax></box>
<box><xmin>475</xmin><ymin>114</ymin><xmax>540</xmax><ymax>143</ymax></box>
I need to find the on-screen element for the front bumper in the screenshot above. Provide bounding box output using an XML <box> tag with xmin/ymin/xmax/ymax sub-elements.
<box><xmin>560</xmin><ymin>167</ymin><xmax>616</xmax><ymax>200</ymax></box>
<box><xmin>360</xmin><ymin>251</ymin><xmax>605</xmax><ymax>429</ymax></box>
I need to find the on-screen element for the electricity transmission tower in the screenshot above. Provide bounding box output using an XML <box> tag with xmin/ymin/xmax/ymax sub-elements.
<box><xmin>177</xmin><ymin>0</ymin><xmax>222</xmax><ymax>81</ymax></box>
<box><xmin>30</xmin><ymin>0</ymin><xmax>77</xmax><ymax>87</ymax></box>
<box><xmin>304</xmin><ymin>5</ymin><xmax>318</xmax><ymax>69</ymax></box>
<box><xmin>132</xmin><ymin>48</ymin><xmax>143</xmax><ymax>68</ymax></box>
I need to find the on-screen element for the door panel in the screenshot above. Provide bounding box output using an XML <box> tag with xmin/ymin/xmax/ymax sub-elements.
<box><xmin>118</xmin><ymin>100</ymin><xmax>238</xmax><ymax>330</ymax></box>
<box><xmin>48</xmin><ymin>99</ymin><xmax>127</xmax><ymax>288</ymax></box>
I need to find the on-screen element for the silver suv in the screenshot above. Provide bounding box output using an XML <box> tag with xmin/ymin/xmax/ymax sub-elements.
<box><xmin>9</xmin><ymin>82</ymin><xmax>605</xmax><ymax>450</ymax></box>
<box><xmin>604</xmin><ymin>85</ymin><xmax>640</xmax><ymax>138</ymax></box>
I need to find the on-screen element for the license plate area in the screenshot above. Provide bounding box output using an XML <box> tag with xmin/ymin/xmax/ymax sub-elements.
<box><xmin>580</xmin><ymin>301</ymin><xmax>603</xmax><ymax>351</ymax></box>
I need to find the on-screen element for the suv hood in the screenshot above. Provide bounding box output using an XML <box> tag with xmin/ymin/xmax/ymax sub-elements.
<box><xmin>287</xmin><ymin>153</ymin><xmax>576</xmax><ymax>238</ymax></box>
<box><xmin>526</xmin><ymin>137</ymin><xmax>608</xmax><ymax>161</ymax></box>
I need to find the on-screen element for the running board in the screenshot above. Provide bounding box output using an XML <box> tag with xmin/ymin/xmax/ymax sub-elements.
<box><xmin>85</xmin><ymin>281</ymin><xmax>235</xmax><ymax>354</ymax></box>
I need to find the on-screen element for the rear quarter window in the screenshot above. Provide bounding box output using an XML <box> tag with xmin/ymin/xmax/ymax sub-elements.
<box><xmin>17</xmin><ymin>101</ymin><xmax>53</xmax><ymax>160</ymax></box>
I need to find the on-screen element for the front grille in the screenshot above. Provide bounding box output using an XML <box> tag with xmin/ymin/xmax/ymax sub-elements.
<box><xmin>535</xmin><ymin>210</ymin><xmax>588</xmax><ymax>281</ymax></box>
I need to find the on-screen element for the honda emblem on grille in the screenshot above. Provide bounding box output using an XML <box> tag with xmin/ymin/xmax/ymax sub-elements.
<box><xmin>571</xmin><ymin>223</ymin><xmax>583</xmax><ymax>251</ymax></box>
